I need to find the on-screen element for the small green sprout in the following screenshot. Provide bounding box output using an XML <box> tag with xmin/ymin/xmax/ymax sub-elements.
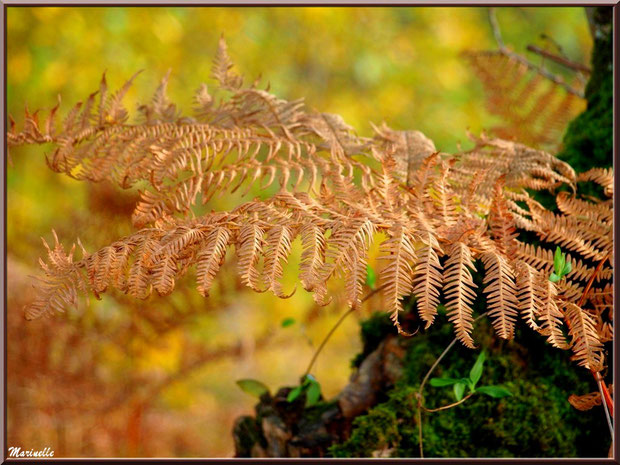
<box><xmin>430</xmin><ymin>351</ymin><xmax>512</xmax><ymax>401</ymax></box>
<box><xmin>287</xmin><ymin>374</ymin><xmax>322</xmax><ymax>407</ymax></box>
<box><xmin>549</xmin><ymin>246</ymin><xmax>572</xmax><ymax>283</ymax></box>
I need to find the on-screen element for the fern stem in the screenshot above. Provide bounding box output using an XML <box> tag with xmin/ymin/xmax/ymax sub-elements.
<box><xmin>525</xmin><ymin>44</ymin><xmax>591</xmax><ymax>75</ymax></box>
<box><xmin>302</xmin><ymin>284</ymin><xmax>387</xmax><ymax>378</ymax></box>
<box><xmin>596</xmin><ymin>372</ymin><xmax>614</xmax><ymax>439</ymax></box>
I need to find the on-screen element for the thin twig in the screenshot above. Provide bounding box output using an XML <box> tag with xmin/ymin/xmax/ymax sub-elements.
<box><xmin>526</xmin><ymin>45</ymin><xmax>591</xmax><ymax>74</ymax></box>
<box><xmin>488</xmin><ymin>8</ymin><xmax>584</xmax><ymax>98</ymax></box>
<box><xmin>417</xmin><ymin>405</ymin><xmax>424</xmax><ymax>458</ymax></box>
<box><xmin>488</xmin><ymin>7</ymin><xmax>505</xmax><ymax>49</ymax></box>
<box><xmin>302</xmin><ymin>283</ymin><xmax>388</xmax><ymax>378</ymax></box>
<box><xmin>423</xmin><ymin>392</ymin><xmax>475</xmax><ymax>412</ymax></box>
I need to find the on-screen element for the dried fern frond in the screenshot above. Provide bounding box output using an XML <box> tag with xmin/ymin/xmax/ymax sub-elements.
<box><xmin>9</xmin><ymin>39</ymin><xmax>613</xmax><ymax>372</ymax></box>
<box><xmin>463</xmin><ymin>50</ymin><xmax>586</xmax><ymax>150</ymax></box>
<box><xmin>568</xmin><ymin>385</ymin><xmax>613</xmax><ymax>412</ymax></box>
<box><xmin>577</xmin><ymin>167</ymin><xmax>614</xmax><ymax>198</ymax></box>
<box><xmin>563</xmin><ymin>302</ymin><xmax>605</xmax><ymax>371</ymax></box>
<box><xmin>378</xmin><ymin>225</ymin><xmax>418</xmax><ymax>334</ymax></box>
<box><xmin>443</xmin><ymin>242</ymin><xmax>478</xmax><ymax>348</ymax></box>
<box><xmin>481</xmin><ymin>251</ymin><xmax>519</xmax><ymax>340</ymax></box>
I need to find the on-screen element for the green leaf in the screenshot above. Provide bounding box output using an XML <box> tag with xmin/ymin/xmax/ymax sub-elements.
<box><xmin>476</xmin><ymin>385</ymin><xmax>513</xmax><ymax>398</ymax></box>
<box><xmin>305</xmin><ymin>382</ymin><xmax>321</xmax><ymax>407</ymax></box>
<box><xmin>236</xmin><ymin>379</ymin><xmax>269</xmax><ymax>398</ymax></box>
<box><xmin>429</xmin><ymin>377</ymin><xmax>461</xmax><ymax>387</ymax></box>
<box><xmin>287</xmin><ymin>385</ymin><xmax>304</xmax><ymax>402</ymax></box>
<box><xmin>365</xmin><ymin>265</ymin><xmax>377</xmax><ymax>290</ymax></box>
<box><xmin>454</xmin><ymin>382</ymin><xmax>466</xmax><ymax>401</ymax></box>
<box><xmin>553</xmin><ymin>247</ymin><xmax>565</xmax><ymax>274</ymax></box>
<box><xmin>281</xmin><ymin>317</ymin><xmax>296</xmax><ymax>328</ymax></box>
<box><xmin>562</xmin><ymin>261</ymin><xmax>572</xmax><ymax>275</ymax></box>
<box><xmin>549</xmin><ymin>272</ymin><xmax>561</xmax><ymax>283</ymax></box>
<box><xmin>469</xmin><ymin>351</ymin><xmax>486</xmax><ymax>387</ymax></box>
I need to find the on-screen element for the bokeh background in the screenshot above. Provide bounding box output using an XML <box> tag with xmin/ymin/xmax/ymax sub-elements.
<box><xmin>7</xmin><ymin>6</ymin><xmax>592</xmax><ymax>457</ymax></box>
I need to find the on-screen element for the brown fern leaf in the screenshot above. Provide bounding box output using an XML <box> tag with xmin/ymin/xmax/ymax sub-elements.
<box><xmin>378</xmin><ymin>226</ymin><xmax>417</xmax><ymax>332</ymax></box>
<box><xmin>236</xmin><ymin>223</ymin><xmax>265</xmax><ymax>293</ymax></box>
<box><xmin>443</xmin><ymin>242</ymin><xmax>478</xmax><ymax>348</ymax></box>
<box><xmin>555</xmin><ymin>191</ymin><xmax>613</xmax><ymax>224</ymax></box>
<box><xmin>563</xmin><ymin>302</ymin><xmax>605</xmax><ymax>371</ymax></box>
<box><xmin>481</xmin><ymin>251</ymin><xmax>519</xmax><ymax>339</ymax></box>
<box><xmin>535</xmin><ymin>275</ymin><xmax>569</xmax><ymax>350</ymax></box>
<box><xmin>10</xmin><ymin>39</ymin><xmax>613</xmax><ymax>372</ymax></box>
<box><xmin>319</xmin><ymin>219</ymin><xmax>375</xmax><ymax>283</ymax></box>
<box><xmin>299</xmin><ymin>223</ymin><xmax>327</xmax><ymax>300</ymax></box>
<box><xmin>152</xmin><ymin>252</ymin><xmax>177</xmax><ymax>296</ymax></box>
<box><xmin>411</xmin><ymin>241</ymin><xmax>443</xmax><ymax>329</ymax></box>
<box><xmin>568</xmin><ymin>388</ymin><xmax>612</xmax><ymax>412</ymax></box>
<box><xmin>322</xmin><ymin>219</ymin><xmax>375</xmax><ymax>309</ymax></box>
<box><xmin>196</xmin><ymin>227</ymin><xmax>231</xmax><ymax>297</ymax></box>
<box><xmin>105</xmin><ymin>70</ymin><xmax>143</xmax><ymax>124</ymax></box>
<box><xmin>138</xmin><ymin>69</ymin><xmax>179</xmax><ymax>124</ymax></box>
<box><xmin>25</xmin><ymin>232</ymin><xmax>90</xmax><ymax>320</ymax></box>
<box><xmin>211</xmin><ymin>35</ymin><xmax>243</xmax><ymax>90</ymax></box>
<box><xmin>157</xmin><ymin>226</ymin><xmax>206</xmax><ymax>258</ymax></box>
<box><xmin>344</xmin><ymin>247</ymin><xmax>368</xmax><ymax>311</ymax></box>
<box><xmin>371</xmin><ymin>124</ymin><xmax>437</xmax><ymax>187</ymax></box>
<box><xmin>488</xmin><ymin>176</ymin><xmax>519</xmax><ymax>258</ymax></box>
<box><xmin>513</xmin><ymin>260</ymin><xmax>542</xmax><ymax>331</ymax></box>
<box><xmin>431</xmin><ymin>160</ymin><xmax>458</xmax><ymax>230</ymax></box>
<box><xmin>577</xmin><ymin>167</ymin><xmax>614</xmax><ymax>197</ymax></box>
<box><xmin>91</xmin><ymin>246</ymin><xmax>117</xmax><ymax>294</ymax></box>
<box><xmin>262</xmin><ymin>225</ymin><xmax>296</xmax><ymax>299</ymax></box>
<box><xmin>127</xmin><ymin>230</ymin><xmax>162</xmax><ymax>299</ymax></box>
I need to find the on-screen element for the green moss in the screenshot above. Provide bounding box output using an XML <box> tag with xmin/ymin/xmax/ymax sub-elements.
<box><xmin>330</xmin><ymin>318</ymin><xmax>611</xmax><ymax>458</ymax></box>
<box><xmin>331</xmin><ymin>386</ymin><xmax>417</xmax><ymax>457</ymax></box>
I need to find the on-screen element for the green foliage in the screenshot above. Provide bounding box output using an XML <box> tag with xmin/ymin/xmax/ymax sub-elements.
<box><xmin>549</xmin><ymin>247</ymin><xmax>572</xmax><ymax>283</ymax></box>
<box><xmin>469</xmin><ymin>350</ymin><xmax>485</xmax><ymax>386</ymax></box>
<box><xmin>281</xmin><ymin>317</ymin><xmax>296</xmax><ymax>328</ymax></box>
<box><xmin>287</xmin><ymin>374</ymin><xmax>323</xmax><ymax>407</ymax></box>
<box><xmin>430</xmin><ymin>351</ymin><xmax>511</xmax><ymax>401</ymax></box>
<box><xmin>453</xmin><ymin>382</ymin><xmax>466</xmax><ymax>401</ymax></box>
<box><xmin>236</xmin><ymin>379</ymin><xmax>270</xmax><ymax>398</ymax></box>
<box><xmin>475</xmin><ymin>386</ymin><xmax>512</xmax><ymax>398</ymax></box>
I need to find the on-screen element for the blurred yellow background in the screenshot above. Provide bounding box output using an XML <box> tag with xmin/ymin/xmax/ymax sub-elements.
<box><xmin>7</xmin><ymin>6</ymin><xmax>591</xmax><ymax>457</ymax></box>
